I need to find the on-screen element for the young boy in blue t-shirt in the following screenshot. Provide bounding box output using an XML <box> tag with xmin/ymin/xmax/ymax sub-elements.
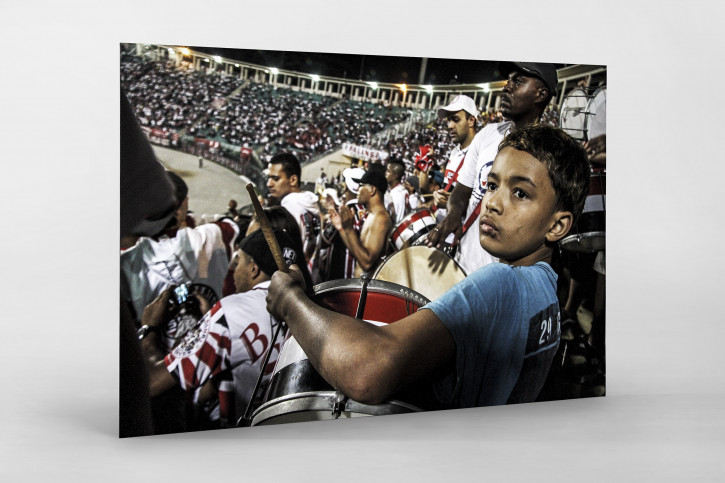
<box><xmin>266</xmin><ymin>124</ymin><xmax>591</xmax><ymax>409</ymax></box>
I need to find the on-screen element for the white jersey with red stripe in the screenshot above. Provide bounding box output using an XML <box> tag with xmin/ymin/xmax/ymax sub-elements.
<box><xmin>443</xmin><ymin>144</ymin><xmax>469</xmax><ymax>189</ymax></box>
<box><xmin>281</xmin><ymin>190</ymin><xmax>320</xmax><ymax>244</ymax></box>
<box><xmin>164</xmin><ymin>281</ymin><xmax>282</xmax><ymax>423</ymax></box>
<box><xmin>454</xmin><ymin>122</ymin><xmax>511</xmax><ymax>274</ymax></box>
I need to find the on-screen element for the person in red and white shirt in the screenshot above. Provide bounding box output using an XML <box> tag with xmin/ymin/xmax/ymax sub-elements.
<box><xmin>139</xmin><ymin>228</ymin><xmax>302</xmax><ymax>429</ymax></box>
<box><xmin>432</xmin><ymin>94</ymin><xmax>480</xmax><ymax>221</ymax></box>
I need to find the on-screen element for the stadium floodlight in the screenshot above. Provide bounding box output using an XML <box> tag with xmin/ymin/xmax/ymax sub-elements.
<box><xmin>235</xmin><ymin>64</ymin><xmax>240</xmax><ymax>68</ymax></box>
<box><xmin>397</xmin><ymin>84</ymin><xmax>407</xmax><ymax>93</ymax></box>
<box><xmin>180</xmin><ymin>47</ymin><xmax>190</xmax><ymax>56</ymax></box>
<box><xmin>424</xmin><ymin>85</ymin><xmax>433</xmax><ymax>93</ymax></box>
<box><xmin>203</xmin><ymin>58</ymin><xmax>209</xmax><ymax>62</ymax></box>
<box><xmin>368</xmin><ymin>82</ymin><xmax>378</xmax><ymax>90</ymax></box>
<box><xmin>213</xmin><ymin>55</ymin><xmax>222</xmax><ymax>64</ymax></box>
<box><xmin>478</xmin><ymin>83</ymin><xmax>490</xmax><ymax>93</ymax></box>
<box><xmin>271</xmin><ymin>67</ymin><xmax>279</xmax><ymax>75</ymax></box>
<box><xmin>311</xmin><ymin>74</ymin><xmax>320</xmax><ymax>82</ymax></box>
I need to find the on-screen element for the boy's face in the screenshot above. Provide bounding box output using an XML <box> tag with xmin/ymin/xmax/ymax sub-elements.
<box><xmin>479</xmin><ymin>146</ymin><xmax>570</xmax><ymax>266</ymax></box>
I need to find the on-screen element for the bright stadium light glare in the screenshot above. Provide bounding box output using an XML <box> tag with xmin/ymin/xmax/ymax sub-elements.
<box><xmin>368</xmin><ymin>82</ymin><xmax>378</xmax><ymax>90</ymax></box>
<box><xmin>424</xmin><ymin>85</ymin><xmax>433</xmax><ymax>93</ymax></box>
<box><xmin>478</xmin><ymin>83</ymin><xmax>490</xmax><ymax>93</ymax></box>
<box><xmin>180</xmin><ymin>47</ymin><xmax>190</xmax><ymax>56</ymax></box>
<box><xmin>235</xmin><ymin>64</ymin><xmax>240</xmax><ymax>68</ymax></box>
<box><xmin>167</xmin><ymin>48</ymin><xmax>174</xmax><ymax>54</ymax></box>
<box><xmin>397</xmin><ymin>84</ymin><xmax>407</xmax><ymax>93</ymax></box>
<box><xmin>213</xmin><ymin>55</ymin><xmax>222</xmax><ymax>63</ymax></box>
<box><xmin>271</xmin><ymin>67</ymin><xmax>279</xmax><ymax>75</ymax></box>
<box><xmin>203</xmin><ymin>58</ymin><xmax>209</xmax><ymax>62</ymax></box>
<box><xmin>311</xmin><ymin>74</ymin><xmax>320</xmax><ymax>82</ymax></box>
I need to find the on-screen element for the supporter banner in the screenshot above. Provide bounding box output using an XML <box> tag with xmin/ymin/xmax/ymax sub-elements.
<box><xmin>341</xmin><ymin>143</ymin><xmax>389</xmax><ymax>163</ymax></box>
<box><xmin>141</xmin><ymin>126</ymin><xmax>178</xmax><ymax>147</ymax></box>
<box><xmin>194</xmin><ymin>138</ymin><xmax>221</xmax><ymax>150</ymax></box>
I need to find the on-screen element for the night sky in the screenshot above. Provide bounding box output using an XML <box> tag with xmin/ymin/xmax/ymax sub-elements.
<box><xmin>191</xmin><ymin>45</ymin><xmax>568</xmax><ymax>85</ymax></box>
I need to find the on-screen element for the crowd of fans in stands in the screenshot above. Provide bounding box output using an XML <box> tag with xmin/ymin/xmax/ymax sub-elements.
<box><xmin>121</xmin><ymin>55</ymin><xmax>414</xmax><ymax>165</ymax></box>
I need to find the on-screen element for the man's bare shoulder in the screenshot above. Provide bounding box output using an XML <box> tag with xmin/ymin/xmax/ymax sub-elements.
<box><xmin>363</xmin><ymin>207</ymin><xmax>392</xmax><ymax>230</ymax></box>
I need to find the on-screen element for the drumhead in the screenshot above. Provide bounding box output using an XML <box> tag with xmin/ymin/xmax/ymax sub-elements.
<box><xmin>373</xmin><ymin>246</ymin><xmax>466</xmax><ymax>302</ymax></box>
<box><xmin>585</xmin><ymin>87</ymin><xmax>606</xmax><ymax>140</ymax></box>
<box><xmin>560</xmin><ymin>87</ymin><xmax>590</xmax><ymax>141</ymax></box>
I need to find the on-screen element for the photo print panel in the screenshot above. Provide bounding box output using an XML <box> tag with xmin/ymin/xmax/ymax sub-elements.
<box><xmin>119</xmin><ymin>42</ymin><xmax>607</xmax><ymax>437</ymax></box>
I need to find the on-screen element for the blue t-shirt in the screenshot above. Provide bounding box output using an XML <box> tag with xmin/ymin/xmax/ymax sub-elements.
<box><xmin>424</xmin><ymin>262</ymin><xmax>561</xmax><ymax>408</ymax></box>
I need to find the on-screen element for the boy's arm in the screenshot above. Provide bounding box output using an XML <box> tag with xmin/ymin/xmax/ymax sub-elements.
<box><xmin>267</xmin><ymin>266</ymin><xmax>456</xmax><ymax>405</ymax></box>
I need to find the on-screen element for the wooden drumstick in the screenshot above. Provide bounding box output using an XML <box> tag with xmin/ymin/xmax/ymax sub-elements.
<box><xmin>245</xmin><ymin>183</ymin><xmax>289</xmax><ymax>273</ymax></box>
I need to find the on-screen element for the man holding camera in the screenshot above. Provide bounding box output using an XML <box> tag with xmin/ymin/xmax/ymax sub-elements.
<box><xmin>138</xmin><ymin>228</ymin><xmax>300</xmax><ymax>428</ymax></box>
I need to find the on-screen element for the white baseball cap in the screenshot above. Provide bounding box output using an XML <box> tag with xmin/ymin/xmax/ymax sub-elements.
<box><xmin>437</xmin><ymin>94</ymin><xmax>479</xmax><ymax>119</ymax></box>
<box><xmin>342</xmin><ymin>167</ymin><xmax>365</xmax><ymax>194</ymax></box>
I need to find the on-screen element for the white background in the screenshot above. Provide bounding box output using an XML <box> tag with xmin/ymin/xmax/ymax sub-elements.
<box><xmin>1</xmin><ymin>0</ymin><xmax>724</xmax><ymax>480</ymax></box>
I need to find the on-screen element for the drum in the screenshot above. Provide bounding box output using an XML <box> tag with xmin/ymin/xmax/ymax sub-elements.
<box><xmin>585</xmin><ymin>87</ymin><xmax>607</xmax><ymax>140</ymax></box>
<box><xmin>373</xmin><ymin>245</ymin><xmax>466</xmax><ymax>302</ymax></box>
<box><xmin>560</xmin><ymin>86</ymin><xmax>607</xmax><ymax>142</ymax></box>
<box><xmin>390</xmin><ymin>208</ymin><xmax>437</xmax><ymax>251</ymax></box>
<box><xmin>560</xmin><ymin>87</ymin><xmax>590</xmax><ymax>141</ymax></box>
<box><xmin>560</xmin><ymin>171</ymin><xmax>606</xmax><ymax>253</ymax></box>
<box><xmin>250</xmin><ymin>279</ymin><xmax>434</xmax><ymax>426</ymax></box>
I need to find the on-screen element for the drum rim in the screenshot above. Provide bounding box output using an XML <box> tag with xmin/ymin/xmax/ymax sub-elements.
<box><xmin>560</xmin><ymin>232</ymin><xmax>606</xmax><ymax>253</ymax></box>
<box><xmin>251</xmin><ymin>390</ymin><xmax>423</xmax><ymax>425</ymax></box>
<box><xmin>313</xmin><ymin>278</ymin><xmax>431</xmax><ymax>306</ymax></box>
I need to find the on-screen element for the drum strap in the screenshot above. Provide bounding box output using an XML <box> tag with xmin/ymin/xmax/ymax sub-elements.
<box><xmin>443</xmin><ymin>152</ymin><xmax>466</xmax><ymax>192</ymax></box>
<box><xmin>461</xmin><ymin>199</ymin><xmax>482</xmax><ymax>235</ymax></box>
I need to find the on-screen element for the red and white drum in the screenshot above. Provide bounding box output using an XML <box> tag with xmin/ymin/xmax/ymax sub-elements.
<box><xmin>390</xmin><ymin>208</ymin><xmax>437</xmax><ymax>251</ymax></box>
<box><xmin>560</xmin><ymin>170</ymin><xmax>606</xmax><ymax>253</ymax></box>
<box><xmin>250</xmin><ymin>279</ymin><xmax>435</xmax><ymax>426</ymax></box>
<box><xmin>373</xmin><ymin>245</ymin><xmax>466</xmax><ymax>302</ymax></box>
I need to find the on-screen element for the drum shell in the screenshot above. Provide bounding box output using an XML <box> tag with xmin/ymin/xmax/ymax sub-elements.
<box><xmin>251</xmin><ymin>279</ymin><xmax>439</xmax><ymax>426</ymax></box>
<box><xmin>390</xmin><ymin>209</ymin><xmax>437</xmax><ymax>251</ymax></box>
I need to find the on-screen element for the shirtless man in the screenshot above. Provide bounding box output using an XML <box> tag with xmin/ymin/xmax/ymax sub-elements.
<box><xmin>328</xmin><ymin>163</ymin><xmax>392</xmax><ymax>277</ymax></box>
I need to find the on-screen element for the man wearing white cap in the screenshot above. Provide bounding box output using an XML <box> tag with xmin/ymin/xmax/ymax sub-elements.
<box><xmin>431</xmin><ymin>94</ymin><xmax>480</xmax><ymax>224</ymax></box>
<box><xmin>428</xmin><ymin>62</ymin><xmax>558</xmax><ymax>275</ymax></box>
